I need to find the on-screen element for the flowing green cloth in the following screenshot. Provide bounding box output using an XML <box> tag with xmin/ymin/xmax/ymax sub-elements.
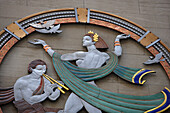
<box><xmin>52</xmin><ymin>52</ymin><xmax>164</xmax><ymax>113</ymax></box>
<box><xmin>63</xmin><ymin>52</ymin><xmax>154</xmax><ymax>85</ymax></box>
<box><xmin>63</xmin><ymin>52</ymin><xmax>118</xmax><ymax>81</ymax></box>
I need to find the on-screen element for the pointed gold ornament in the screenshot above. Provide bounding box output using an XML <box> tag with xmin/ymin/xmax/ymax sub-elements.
<box><xmin>93</xmin><ymin>33</ymin><xmax>99</xmax><ymax>42</ymax></box>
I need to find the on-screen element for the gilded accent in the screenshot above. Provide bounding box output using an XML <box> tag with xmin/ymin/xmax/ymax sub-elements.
<box><xmin>165</xmin><ymin>87</ymin><xmax>170</xmax><ymax>92</ymax></box>
<box><xmin>88</xmin><ymin>30</ymin><xmax>94</xmax><ymax>34</ymax></box>
<box><xmin>43</xmin><ymin>74</ymin><xmax>54</xmax><ymax>84</ymax></box>
<box><xmin>43</xmin><ymin>74</ymin><xmax>69</xmax><ymax>91</ymax></box>
<box><xmin>132</xmin><ymin>69</ymin><xmax>145</xmax><ymax>83</ymax></box>
<box><xmin>77</xmin><ymin>8</ymin><xmax>88</xmax><ymax>23</ymax></box>
<box><xmin>6</xmin><ymin>22</ymin><xmax>27</xmax><ymax>39</ymax></box>
<box><xmin>0</xmin><ymin>30</ymin><xmax>5</xmax><ymax>36</ymax></box>
<box><xmin>93</xmin><ymin>33</ymin><xmax>99</xmax><ymax>42</ymax></box>
<box><xmin>139</xmin><ymin>70</ymin><xmax>155</xmax><ymax>84</ymax></box>
<box><xmin>42</xmin><ymin>74</ymin><xmax>66</xmax><ymax>94</ymax></box>
<box><xmin>140</xmin><ymin>32</ymin><xmax>159</xmax><ymax>47</ymax></box>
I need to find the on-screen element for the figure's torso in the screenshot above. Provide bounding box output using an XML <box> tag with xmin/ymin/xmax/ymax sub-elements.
<box><xmin>76</xmin><ymin>50</ymin><xmax>109</xmax><ymax>69</ymax></box>
<box><xmin>15</xmin><ymin>76</ymin><xmax>48</xmax><ymax>102</ymax></box>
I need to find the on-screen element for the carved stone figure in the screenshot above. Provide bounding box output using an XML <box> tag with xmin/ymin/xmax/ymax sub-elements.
<box><xmin>30</xmin><ymin>20</ymin><xmax>62</xmax><ymax>34</ymax></box>
<box><xmin>28</xmin><ymin>31</ymin><xmax>131</xmax><ymax>113</ymax></box>
<box><xmin>143</xmin><ymin>52</ymin><xmax>165</xmax><ymax>64</ymax></box>
<box><xmin>30</xmin><ymin>20</ymin><xmax>56</xmax><ymax>29</ymax></box>
<box><xmin>29</xmin><ymin>31</ymin><xmax>165</xmax><ymax>113</ymax></box>
<box><xmin>59</xmin><ymin>32</ymin><xmax>111</xmax><ymax>113</ymax></box>
<box><xmin>13</xmin><ymin>59</ymin><xmax>62</xmax><ymax>113</ymax></box>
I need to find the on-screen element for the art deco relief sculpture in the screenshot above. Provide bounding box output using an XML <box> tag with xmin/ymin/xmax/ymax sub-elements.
<box><xmin>28</xmin><ymin>30</ymin><xmax>166</xmax><ymax>113</ymax></box>
<box><xmin>1</xmin><ymin>29</ymin><xmax>169</xmax><ymax>113</ymax></box>
<box><xmin>0</xmin><ymin>8</ymin><xmax>169</xmax><ymax>113</ymax></box>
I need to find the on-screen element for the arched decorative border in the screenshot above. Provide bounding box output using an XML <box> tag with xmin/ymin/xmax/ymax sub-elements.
<box><xmin>0</xmin><ymin>8</ymin><xmax>169</xmax><ymax>80</ymax></box>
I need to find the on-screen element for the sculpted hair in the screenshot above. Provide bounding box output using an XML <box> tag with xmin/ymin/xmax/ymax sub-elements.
<box><xmin>28</xmin><ymin>59</ymin><xmax>47</xmax><ymax>74</ymax></box>
<box><xmin>84</xmin><ymin>33</ymin><xmax>108</xmax><ymax>50</ymax></box>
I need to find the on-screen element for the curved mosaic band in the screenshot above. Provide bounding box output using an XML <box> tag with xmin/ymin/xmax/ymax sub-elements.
<box><xmin>0</xmin><ymin>8</ymin><xmax>169</xmax><ymax>79</ymax></box>
<box><xmin>145</xmin><ymin>87</ymin><xmax>170</xmax><ymax>113</ymax></box>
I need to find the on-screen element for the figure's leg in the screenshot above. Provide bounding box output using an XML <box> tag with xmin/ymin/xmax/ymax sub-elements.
<box><xmin>58</xmin><ymin>93</ymin><xmax>83</xmax><ymax>113</ymax></box>
<box><xmin>81</xmin><ymin>81</ymin><xmax>102</xmax><ymax>113</ymax></box>
<box><xmin>81</xmin><ymin>99</ymin><xmax>102</xmax><ymax>113</ymax></box>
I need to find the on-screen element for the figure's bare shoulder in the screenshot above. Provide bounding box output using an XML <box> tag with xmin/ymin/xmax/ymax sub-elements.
<box><xmin>14</xmin><ymin>75</ymin><xmax>30</xmax><ymax>88</ymax></box>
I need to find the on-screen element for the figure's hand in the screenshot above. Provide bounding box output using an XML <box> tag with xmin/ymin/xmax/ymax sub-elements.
<box><xmin>28</xmin><ymin>39</ymin><xmax>47</xmax><ymax>46</ymax></box>
<box><xmin>49</xmin><ymin>82</ymin><xmax>64</xmax><ymax>89</ymax></box>
<box><xmin>44</xmin><ymin>84</ymin><xmax>54</xmax><ymax>96</ymax></box>
<box><xmin>116</xmin><ymin>34</ymin><xmax>130</xmax><ymax>39</ymax></box>
<box><xmin>48</xmin><ymin>88</ymin><xmax>61</xmax><ymax>101</ymax></box>
<box><xmin>50</xmin><ymin>84</ymin><xmax>60</xmax><ymax>89</ymax></box>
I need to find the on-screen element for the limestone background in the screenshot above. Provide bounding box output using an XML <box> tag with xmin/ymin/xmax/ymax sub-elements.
<box><xmin>0</xmin><ymin>0</ymin><xmax>169</xmax><ymax>112</ymax></box>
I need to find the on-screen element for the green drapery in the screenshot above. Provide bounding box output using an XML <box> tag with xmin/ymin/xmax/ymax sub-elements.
<box><xmin>52</xmin><ymin>52</ymin><xmax>165</xmax><ymax>113</ymax></box>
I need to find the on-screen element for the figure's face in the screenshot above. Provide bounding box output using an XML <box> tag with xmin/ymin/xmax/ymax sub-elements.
<box><xmin>31</xmin><ymin>65</ymin><xmax>46</xmax><ymax>76</ymax></box>
<box><xmin>83</xmin><ymin>36</ymin><xmax>95</xmax><ymax>46</ymax></box>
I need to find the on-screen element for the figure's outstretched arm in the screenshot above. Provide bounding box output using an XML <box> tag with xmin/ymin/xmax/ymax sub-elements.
<box><xmin>28</xmin><ymin>39</ymin><xmax>54</xmax><ymax>57</ymax></box>
<box><xmin>61</xmin><ymin>51</ymin><xmax>86</xmax><ymax>61</ymax></box>
<box><xmin>112</xmin><ymin>34</ymin><xmax>130</xmax><ymax>57</ymax></box>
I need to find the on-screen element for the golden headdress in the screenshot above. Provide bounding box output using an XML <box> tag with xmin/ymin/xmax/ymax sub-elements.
<box><xmin>88</xmin><ymin>30</ymin><xmax>99</xmax><ymax>42</ymax></box>
<box><xmin>85</xmin><ymin>30</ymin><xmax>108</xmax><ymax>49</ymax></box>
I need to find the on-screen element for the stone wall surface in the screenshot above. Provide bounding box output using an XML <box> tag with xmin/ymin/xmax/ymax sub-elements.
<box><xmin>0</xmin><ymin>0</ymin><xmax>169</xmax><ymax>113</ymax></box>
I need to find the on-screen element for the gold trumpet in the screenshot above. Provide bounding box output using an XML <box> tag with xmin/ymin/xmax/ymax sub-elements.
<box><xmin>42</xmin><ymin>74</ymin><xmax>69</xmax><ymax>94</ymax></box>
